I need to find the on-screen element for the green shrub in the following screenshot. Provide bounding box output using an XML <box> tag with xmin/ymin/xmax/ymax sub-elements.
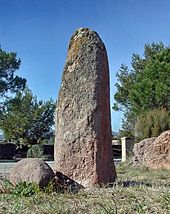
<box><xmin>11</xmin><ymin>182</ymin><xmax>40</xmax><ymax>197</ymax></box>
<box><xmin>27</xmin><ymin>144</ymin><xmax>44</xmax><ymax>158</ymax></box>
<box><xmin>135</xmin><ymin>108</ymin><xmax>170</xmax><ymax>141</ymax></box>
<box><xmin>0</xmin><ymin>179</ymin><xmax>14</xmax><ymax>194</ymax></box>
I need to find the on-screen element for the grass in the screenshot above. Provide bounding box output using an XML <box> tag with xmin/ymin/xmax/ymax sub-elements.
<box><xmin>117</xmin><ymin>161</ymin><xmax>170</xmax><ymax>187</ymax></box>
<box><xmin>0</xmin><ymin>162</ymin><xmax>170</xmax><ymax>214</ymax></box>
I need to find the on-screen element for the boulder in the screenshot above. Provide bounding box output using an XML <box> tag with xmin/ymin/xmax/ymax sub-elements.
<box><xmin>54</xmin><ymin>28</ymin><xmax>116</xmax><ymax>187</ymax></box>
<box><xmin>133</xmin><ymin>137</ymin><xmax>156</xmax><ymax>163</ymax></box>
<box><xmin>144</xmin><ymin>130</ymin><xmax>170</xmax><ymax>169</ymax></box>
<box><xmin>10</xmin><ymin>158</ymin><xmax>55</xmax><ymax>188</ymax></box>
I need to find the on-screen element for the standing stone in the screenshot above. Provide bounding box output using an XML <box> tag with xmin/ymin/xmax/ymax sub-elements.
<box><xmin>54</xmin><ymin>28</ymin><xmax>116</xmax><ymax>187</ymax></box>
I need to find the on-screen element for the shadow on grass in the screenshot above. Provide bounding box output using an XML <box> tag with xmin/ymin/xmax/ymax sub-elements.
<box><xmin>54</xmin><ymin>171</ymin><xmax>84</xmax><ymax>193</ymax></box>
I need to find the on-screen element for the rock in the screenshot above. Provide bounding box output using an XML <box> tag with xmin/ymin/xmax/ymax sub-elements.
<box><xmin>144</xmin><ymin>130</ymin><xmax>170</xmax><ymax>169</ymax></box>
<box><xmin>10</xmin><ymin>158</ymin><xmax>55</xmax><ymax>188</ymax></box>
<box><xmin>54</xmin><ymin>28</ymin><xmax>116</xmax><ymax>187</ymax></box>
<box><xmin>133</xmin><ymin>137</ymin><xmax>156</xmax><ymax>163</ymax></box>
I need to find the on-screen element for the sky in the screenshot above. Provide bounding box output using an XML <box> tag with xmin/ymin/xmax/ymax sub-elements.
<box><xmin>0</xmin><ymin>0</ymin><xmax>170</xmax><ymax>132</ymax></box>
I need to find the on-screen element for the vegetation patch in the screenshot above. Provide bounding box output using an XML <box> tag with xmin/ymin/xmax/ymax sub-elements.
<box><xmin>0</xmin><ymin>162</ymin><xmax>170</xmax><ymax>213</ymax></box>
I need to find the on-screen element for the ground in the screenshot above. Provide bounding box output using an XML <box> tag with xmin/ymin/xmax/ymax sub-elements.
<box><xmin>0</xmin><ymin>162</ymin><xmax>170</xmax><ymax>214</ymax></box>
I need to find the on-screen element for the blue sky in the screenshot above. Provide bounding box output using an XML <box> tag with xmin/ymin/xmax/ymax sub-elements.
<box><xmin>0</xmin><ymin>0</ymin><xmax>170</xmax><ymax>131</ymax></box>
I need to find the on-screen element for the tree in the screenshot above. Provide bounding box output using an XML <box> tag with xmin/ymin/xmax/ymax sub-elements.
<box><xmin>130</xmin><ymin>47</ymin><xmax>170</xmax><ymax>115</ymax></box>
<box><xmin>135</xmin><ymin>108</ymin><xmax>170</xmax><ymax>141</ymax></box>
<box><xmin>0</xmin><ymin>88</ymin><xmax>55</xmax><ymax>147</ymax></box>
<box><xmin>0</xmin><ymin>47</ymin><xmax>26</xmax><ymax>97</ymax></box>
<box><xmin>113</xmin><ymin>42</ymin><xmax>170</xmax><ymax>138</ymax></box>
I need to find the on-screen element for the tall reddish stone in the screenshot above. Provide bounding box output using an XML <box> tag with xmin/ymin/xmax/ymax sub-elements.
<box><xmin>54</xmin><ymin>28</ymin><xmax>116</xmax><ymax>187</ymax></box>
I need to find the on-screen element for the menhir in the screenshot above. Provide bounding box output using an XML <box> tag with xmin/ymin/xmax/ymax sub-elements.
<box><xmin>54</xmin><ymin>28</ymin><xmax>116</xmax><ymax>187</ymax></box>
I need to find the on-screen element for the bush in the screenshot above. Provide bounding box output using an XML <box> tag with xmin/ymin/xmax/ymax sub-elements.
<box><xmin>27</xmin><ymin>144</ymin><xmax>44</xmax><ymax>158</ymax></box>
<box><xmin>26</xmin><ymin>144</ymin><xmax>54</xmax><ymax>159</ymax></box>
<box><xmin>135</xmin><ymin>108</ymin><xmax>170</xmax><ymax>141</ymax></box>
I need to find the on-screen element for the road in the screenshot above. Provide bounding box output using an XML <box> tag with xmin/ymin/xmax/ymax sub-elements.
<box><xmin>0</xmin><ymin>161</ymin><xmax>54</xmax><ymax>177</ymax></box>
<box><xmin>0</xmin><ymin>159</ymin><xmax>121</xmax><ymax>179</ymax></box>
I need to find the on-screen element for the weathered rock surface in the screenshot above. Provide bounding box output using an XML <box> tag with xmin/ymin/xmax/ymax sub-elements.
<box><xmin>144</xmin><ymin>130</ymin><xmax>170</xmax><ymax>169</ymax></box>
<box><xmin>133</xmin><ymin>137</ymin><xmax>156</xmax><ymax>163</ymax></box>
<box><xmin>54</xmin><ymin>28</ymin><xmax>116</xmax><ymax>187</ymax></box>
<box><xmin>10</xmin><ymin>158</ymin><xmax>55</xmax><ymax>188</ymax></box>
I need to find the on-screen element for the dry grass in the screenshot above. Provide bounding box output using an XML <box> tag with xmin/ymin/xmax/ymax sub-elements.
<box><xmin>0</xmin><ymin>162</ymin><xmax>170</xmax><ymax>214</ymax></box>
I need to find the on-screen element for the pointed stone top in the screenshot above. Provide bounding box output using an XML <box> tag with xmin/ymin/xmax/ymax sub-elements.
<box><xmin>68</xmin><ymin>28</ymin><xmax>104</xmax><ymax>61</ymax></box>
<box><xmin>72</xmin><ymin>27</ymin><xmax>97</xmax><ymax>40</ymax></box>
<box><xmin>69</xmin><ymin>27</ymin><xmax>103</xmax><ymax>44</ymax></box>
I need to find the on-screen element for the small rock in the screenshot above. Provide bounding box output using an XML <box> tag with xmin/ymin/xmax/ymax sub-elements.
<box><xmin>10</xmin><ymin>158</ymin><xmax>55</xmax><ymax>188</ymax></box>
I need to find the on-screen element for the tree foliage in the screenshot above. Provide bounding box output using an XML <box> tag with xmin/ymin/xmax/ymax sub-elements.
<box><xmin>0</xmin><ymin>89</ymin><xmax>55</xmax><ymax>147</ymax></box>
<box><xmin>0</xmin><ymin>48</ymin><xmax>26</xmax><ymax>97</ymax></box>
<box><xmin>113</xmin><ymin>42</ymin><xmax>170</xmax><ymax>138</ymax></box>
<box><xmin>135</xmin><ymin>108</ymin><xmax>170</xmax><ymax>141</ymax></box>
